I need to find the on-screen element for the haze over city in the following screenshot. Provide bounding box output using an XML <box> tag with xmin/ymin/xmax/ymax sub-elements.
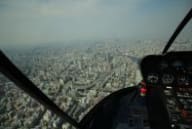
<box><xmin>0</xmin><ymin>0</ymin><xmax>191</xmax><ymax>48</ymax></box>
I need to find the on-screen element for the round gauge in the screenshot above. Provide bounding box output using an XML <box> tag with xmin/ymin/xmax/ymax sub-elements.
<box><xmin>162</xmin><ymin>74</ymin><xmax>174</xmax><ymax>85</ymax></box>
<box><xmin>147</xmin><ymin>73</ymin><xmax>159</xmax><ymax>84</ymax></box>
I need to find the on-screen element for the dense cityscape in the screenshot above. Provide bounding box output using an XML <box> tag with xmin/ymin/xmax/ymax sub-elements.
<box><xmin>0</xmin><ymin>40</ymin><xmax>191</xmax><ymax>129</ymax></box>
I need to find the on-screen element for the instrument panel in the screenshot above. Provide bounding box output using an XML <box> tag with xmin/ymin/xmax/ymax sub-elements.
<box><xmin>140</xmin><ymin>51</ymin><xmax>192</xmax><ymax>129</ymax></box>
<box><xmin>140</xmin><ymin>51</ymin><xmax>192</xmax><ymax>87</ymax></box>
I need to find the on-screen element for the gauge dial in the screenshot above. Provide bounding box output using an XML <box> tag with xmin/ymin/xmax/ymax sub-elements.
<box><xmin>162</xmin><ymin>74</ymin><xmax>174</xmax><ymax>85</ymax></box>
<box><xmin>147</xmin><ymin>73</ymin><xmax>159</xmax><ymax>84</ymax></box>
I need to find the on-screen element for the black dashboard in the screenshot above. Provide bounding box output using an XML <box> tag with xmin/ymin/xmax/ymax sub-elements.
<box><xmin>140</xmin><ymin>51</ymin><xmax>192</xmax><ymax>129</ymax></box>
<box><xmin>140</xmin><ymin>51</ymin><xmax>192</xmax><ymax>87</ymax></box>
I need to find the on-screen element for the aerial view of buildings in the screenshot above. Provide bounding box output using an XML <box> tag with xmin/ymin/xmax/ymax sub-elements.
<box><xmin>0</xmin><ymin>40</ymin><xmax>191</xmax><ymax>129</ymax></box>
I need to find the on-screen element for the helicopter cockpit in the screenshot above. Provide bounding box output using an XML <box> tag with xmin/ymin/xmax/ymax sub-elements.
<box><xmin>80</xmin><ymin>9</ymin><xmax>192</xmax><ymax>129</ymax></box>
<box><xmin>0</xmin><ymin>5</ymin><xmax>191</xmax><ymax>129</ymax></box>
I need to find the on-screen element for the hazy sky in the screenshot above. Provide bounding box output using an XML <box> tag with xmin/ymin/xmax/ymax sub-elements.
<box><xmin>0</xmin><ymin>0</ymin><xmax>191</xmax><ymax>47</ymax></box>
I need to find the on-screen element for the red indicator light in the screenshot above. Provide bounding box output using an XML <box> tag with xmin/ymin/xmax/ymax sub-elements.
<box><xmin>140</xmin><ymin>87</ymin><xmax>147</xmax><ymax>96</ymax></box>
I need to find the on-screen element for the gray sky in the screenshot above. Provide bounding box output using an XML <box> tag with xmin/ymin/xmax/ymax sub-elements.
<box><xmin>0</xmin><ymin>0</ymin><xmax>191</xmax><ymax>47</ymax></box>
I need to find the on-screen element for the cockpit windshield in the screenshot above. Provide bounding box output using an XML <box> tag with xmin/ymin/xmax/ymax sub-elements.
<box><xmin>0</xmin><ymin>0</ymin><xmax>191</xmax><ymax>129</ymax></box>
